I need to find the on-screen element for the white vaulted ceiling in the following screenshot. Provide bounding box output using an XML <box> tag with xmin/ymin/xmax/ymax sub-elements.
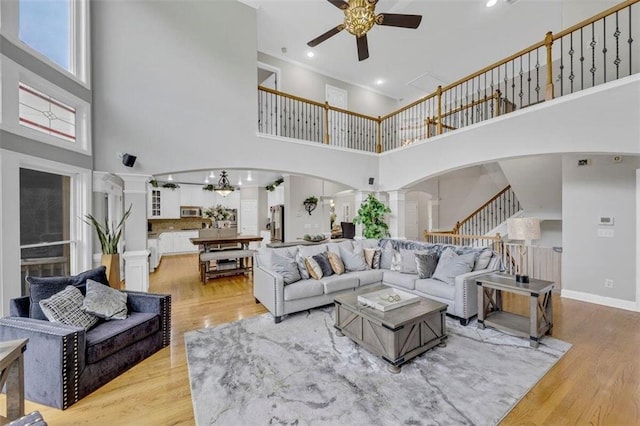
<box><xmin>252</xmin><ymin>0</ymin><xmax>619</xmax><ymax>103</ymax></box>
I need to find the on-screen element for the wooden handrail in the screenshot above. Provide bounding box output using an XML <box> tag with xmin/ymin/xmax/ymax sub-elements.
<box><xmin>258</xmin><ymin>85</ymin><xmax>379</xmax><ymax>122</ymax></box>
<box><xmin>553</xmin><ymin>0</ymin><xmax>639</xmax><ymax>40</ymax></box>
<box><xmin>454</xmin><ymin>185</ymin><xmax>513</xmax><ymax>231</ymax></box>
<box><xmin>258</xmin><ymin>0</ymin><xmax>639</xmax><ymax>152</ymax></box>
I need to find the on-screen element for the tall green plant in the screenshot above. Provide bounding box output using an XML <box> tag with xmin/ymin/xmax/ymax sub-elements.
<box><xmin>353</xmin><ymin>194</ymin><xmax>391</xmax><ymax>238</ymax></box>
<box><xmin>83</xmin><ymin>205</ymin><xmax>132</xmax><ymax>254</ymax></box>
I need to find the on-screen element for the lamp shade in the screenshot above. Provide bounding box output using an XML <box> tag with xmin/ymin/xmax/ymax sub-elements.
<box><xmin>507</xmin><ymin>217</ymin><xmax>541</xmax><ymax>241</ymax></box>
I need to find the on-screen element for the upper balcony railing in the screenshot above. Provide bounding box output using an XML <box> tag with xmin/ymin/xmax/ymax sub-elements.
<box><xmin>258</xmin><ymin>0</ymin><xmax>639</xmax><ymax>153</ymax></box>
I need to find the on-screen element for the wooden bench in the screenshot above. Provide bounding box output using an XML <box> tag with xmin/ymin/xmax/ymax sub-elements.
<box><xmin>199</xmin><ymin>249</ymin><xmax>256</xmax><ymax>283</ymax></box>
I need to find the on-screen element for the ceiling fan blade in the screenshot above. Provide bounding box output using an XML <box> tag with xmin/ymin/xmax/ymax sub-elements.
<box><xmin>376</xmin><ymin>13</ymin><xmax>422</xmax><ymax>29</ymax></box>
<box><xmin>356</xmin><ymin>35</ymin><xmax>369</xmax><ymax>61</ymax></box>
<box><xmin>307</xmin><ymin>25</ymin><xmax>345</xmax><ymax>47</ymax></box>
<box><xmin>327</xmin><ymin>0</ymin><xmax>349</xmax><ymax>10</ymax></box>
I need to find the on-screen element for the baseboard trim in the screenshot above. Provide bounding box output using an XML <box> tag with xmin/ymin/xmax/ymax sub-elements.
<box><xmin>561</xmin><ymin>289</ymin><xmax>639</xmax><ymax>312</ymax></box>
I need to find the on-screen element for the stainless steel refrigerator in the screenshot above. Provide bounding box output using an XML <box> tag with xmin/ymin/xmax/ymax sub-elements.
<box><xmin>270</xmin><ymin>205</ymin><xmax>284</xmax><ymax>243</ymax></box>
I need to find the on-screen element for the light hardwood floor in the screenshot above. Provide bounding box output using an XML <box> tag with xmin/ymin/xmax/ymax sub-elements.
<box><xmin>19</xmin><ymin>255</ymin><xmax>640</xmax><ymax>425</ymax></box>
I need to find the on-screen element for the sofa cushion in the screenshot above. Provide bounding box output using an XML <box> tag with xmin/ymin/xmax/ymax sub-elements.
<box><xmin>39</xmin><ymin>286</ymin><xmax>99</xmax><ymax>330</ymax></box>
<box><xmin>379</xmin><ymin>242</ymin><xmax>394</xmax><ymax>270</ymax></box>
<box><xmin>383</xmin><ymin>271</ymin><xmax>418</xmax><ymax>290</ymax></box>
<box><xmin>320</xmin><ymin>274</ymin><xmax>358</xmax><ymax>294</ymax></box>
<box><xmin>326</xmin><ymin>240</ymin><xmax>353</xmax><ymax>255</ymax></box>
<box><xmin>399</xmin><ymin>248</ymin><xmax>421</xmax><ymax>274</ymax></box>
<box><xmin>339</xmin><ymin>245</ymin><xmax>369</xmax><ymax>272</ymax></box>
<box><xmin>312</xmin><ymin>252</ymin><xmax>333</xmax><ymax>278</ymax></box>
<box><xmin>257</xmin><ymin>246</ymin><xmax>298</xmax><ymax>270</ymax></box>
<box><xmin>355</xmin><ymin>269</ymin><xmax>384</xmax><ymax>286</ymax></box>
<box><xmin>283</xmin><ymin>279</ymin><xmax>324</xmax><ymax>301</ymax></box>
<box><xmin>296</xmin><ymin>244</ymin><xmax>328</xmax><ymax>279</ymax></box>
<box><xmin>432</xmin><ymin>249</ymin><xmax>477</xmax><ymax>286</ymax></box>
<box><xmin>415</xmin><ymin>252</ymin><xmax>438</xmax><ymax>279</ymax></box>
<box><xmin>304</xmin><ymin>257</ymin><xmax>324</xmax><ymax>280</ymax></box>
<box><xmin>415</xmin><ymin>278</ymin><xmax>456</xmax><ymax>301</ymax></box>
<box><xmin>27</xmin><ymin>266</ymin><xmax>108</xmax><ymax>320</ymax></box>
<box><xmin>85</xmin><ymin>311</ymin><xmax>159</xmax><ymax>364</ymax></box>
<box><xmin>327</xmin><ymin>251</ymin><xmax>345</xmax><ymax>275</ymax></box>
<box><xmin>473</xmin><ymin>248</ymin><xmax>494</xmax><ymax>271</ymax></box>
<box><xmin>82</xmin><ymin>280</ymin><xmax>128</xmax><ymax>320</ymax></box>
<box><xmin>363</xmin><ymin>248</ymin><xmax>381</xmax><ymax>269</ymax></box>
<box><xmin>271</xmin><ymin>252</ymin><xmax>302</xmax><ymax>285</ymax></box>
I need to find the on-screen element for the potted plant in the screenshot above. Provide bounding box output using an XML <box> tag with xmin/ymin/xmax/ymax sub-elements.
<box><xmin>83</xmin><ymin>205</ymin><xmax>132</xmax><ymax>287</ymax></box>
<box><xmin>303</xmin><ymin>196</ymin><xmax>318</xmax><ymax>215</ymax></box>
<box><xmin>203</xmin><ymin>204</ymin><xmax>232</xmax><ymax>228</ymax></box>
<box><xmin>353</xmin><ymin>194</ymin><xmax>391</xmax><ymax>238</ymax></box>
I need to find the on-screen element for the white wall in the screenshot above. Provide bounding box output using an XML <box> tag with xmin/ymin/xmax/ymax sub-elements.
<box><xmin>258</xmin><ymin>52</ymin><xmax>398</xmax><ymax>117</ymax></box>
<box><xmin>500</xmin><ymin>155</ymin><xmax>563</xmax><ymax>220</ymax></box>
<box><xmin>562</xmin><ymin>154</ymin><xmax>639</xmax><ymax>304</ymax></box>
<box><xmin>284</xmin><ymin>175</ymin><xmax>329</xmax><ymax>242</ymax></box>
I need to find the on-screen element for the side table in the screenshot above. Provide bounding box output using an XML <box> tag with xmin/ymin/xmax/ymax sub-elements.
<box><xmin>476</xmin><ymin>273</ymin><xmax>554</xmax><ymax>348</ymax></box>
<box><xmin>0</xmin><ymin>339</ymin><xmax>28</xmax><ymax>422</ymax></box>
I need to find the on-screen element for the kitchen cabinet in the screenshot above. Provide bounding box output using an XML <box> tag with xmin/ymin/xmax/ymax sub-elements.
<box><xmin>147</xmin><ymin>187</ymin><xmax>180</xmax><ymax>219</ymax></box>
<box><xmin>180</xmin><ymin>184</ymin><xmax>206</xmax><ymax>208</ymax></box>
<box><xmin>157</xmin><ymin>231</ymin><xmax>199</xmax><ymax>256</ymax></box>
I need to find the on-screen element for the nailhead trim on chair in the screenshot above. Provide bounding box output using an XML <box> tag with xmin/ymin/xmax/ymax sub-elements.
<box><xmin>162</xmin><ymin>295</ymin><xmax>172</xmax><ymax>347</ymax></box>
<box><xmin>60</xmin><ymin>331</ymin><xmax>80</xmax><ymax>409</ymax></box>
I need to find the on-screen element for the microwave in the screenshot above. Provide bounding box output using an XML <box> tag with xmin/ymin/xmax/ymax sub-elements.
<box><xmin>180</xmin><ymin>207</ymin><xmax>202</xmax><ymax>218</ymax></box>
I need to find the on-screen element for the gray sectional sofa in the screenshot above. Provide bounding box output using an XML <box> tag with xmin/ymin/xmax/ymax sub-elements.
<box><xmin>254</xmin><ymin>238</ymin><xmax>501</xmax><ymax>325</ymax></box>
<box><xmin>0</xmin><ymin>267</ymin><xmax>171</xmax><ymax>409</ymax></box>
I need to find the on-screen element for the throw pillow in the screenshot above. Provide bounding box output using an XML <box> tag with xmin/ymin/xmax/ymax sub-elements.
<box><xmin>338</xmin><ymin>245</ymin><xmax>369</xmax><ymax>272</ymax></box>
<box><xmin>379</xmin><ymin>243</ymin><xmax>395</xmax><ymax>270</ymax></box>
<box><xmin>473</xmin><ymin>248</ymin><xmax>493</xmax><ymax>271</ymax></box>
<box><xmin>82</xmin><ymin>279</ymin><xmax>128</xmax><ymax>320</ymax></box>
<box><xmin>432</xmin><ymin>249</ymin><xmax>477</xmax><ymax>286</ymax></box>
<box><xmin>399</xmin><ymin>249</ymin><xmax>419</xmax><ymax>274</ymax></box>
<box><xmin>327</xmin><ymin>251</ymin><xmax>345</xmax><ymax>275</ymax></box>
<box><xmin>39</xmin><ymin>286</ymin><xmax>99</xmax><ymax>330</ymax></box>
<box><xmin>390</xmin><ymin>250</ymin><xmax>402</xmax><ymax>271</ymax></box>
<box><xmin>312</xmin><ymin>252</ymin><xmax>333</xmax><ymax>278</ymax></box>
<box><xmin>304</xmin><ymin>257</ymin><xmax>323</xmax><ymax>280</ymax></box>
<box><xmin>295</xmin><ymin>245</ymin><xmax>328</xmax><ymax>280</ymax></box>
<box><xmin>27</xmin><ymin>266</ymin><xmax>109</xmax><ymax>320</ymax></box>
<box><xmin>271</xmin><ymin>252</ymin><xmax>301</xmax><ymax>285</ymax></box>
<box><xmin>415</xmin><ymin>252</ymin><xmax>438</xmax><ymax>279</ymax></box>
<box><xmin>363</xmin><ymin>248</ymin><xmax>382</xmax><ymax>269</ymax></box>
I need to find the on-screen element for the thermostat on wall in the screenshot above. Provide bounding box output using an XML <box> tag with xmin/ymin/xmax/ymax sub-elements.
<box><xmin>598</xmin><ymin>216</ymin><xmax>614</xmax><ymax>226</ymax></box>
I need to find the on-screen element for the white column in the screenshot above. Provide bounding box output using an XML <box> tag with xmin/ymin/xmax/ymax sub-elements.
<box><xmin>388</xmin><ymin>190</ymin><xmax>407</xmax><ymax>239</ymax></box>
<box><xmin>353</xmin><ymin>191</ymin><xmax>371</xmax><ymax>239</ymax></box>
<box><xmin>117</xmin><ymin>173</ymin><xmax>151</xmax><ymax>292</ymax></box>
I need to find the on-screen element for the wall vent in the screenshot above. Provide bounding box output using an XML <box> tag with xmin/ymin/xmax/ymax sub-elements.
<box><xmin>577</xmin><ymin>159</ymin><xmax>591</xmax><ymax>166</ymax></box>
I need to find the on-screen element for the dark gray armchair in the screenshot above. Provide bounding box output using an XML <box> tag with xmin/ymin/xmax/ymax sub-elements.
<box><xmin>0</xmin><ymin>288</ymin><xmax>171</xmax><ymax>409</ymax></box>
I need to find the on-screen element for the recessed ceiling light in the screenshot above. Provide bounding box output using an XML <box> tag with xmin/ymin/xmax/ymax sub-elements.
<box><xmin>247</xmin><ymin>172</ymin><xmax>253</xmax><ymax>182</ymax></box>
<box><xmin>375</xmin><ymin>79</ymin><xmax>385</xmax><ymax>85</ymax></box>
<box><xmin>204</xmin><ymin>176</ymin><xmax>210</xmax><ymax>184</ymax></box>
<box><xmin>167</xmin><ymin>174</ymin><xmax>173</xmax><ymax>181</ymax></box>
<box><xmin>209</xmin><ymin>171</ymin><xmax>215</xmax><ymax>178</ymax></box>
<box><xmin>307</xmin><ymin>51</ymin><xmax>315</xmax><ymax>58</ymax></box>
<box><xmin>238</xmin><ymin>179</ymin><xmax>243</xmax><ymax>186</ymax></box>
<box><xmin>486</xmin><ymin>0</ymin><xmax>498</xmax><ymax>7</ymax></box>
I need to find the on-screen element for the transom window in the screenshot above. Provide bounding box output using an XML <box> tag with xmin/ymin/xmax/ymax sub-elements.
<box><xmin>19</xmin><ymin>0</ymin><xmax>73</xmax><ymax>72</ymax></box>
<box><xmin>18</xmin><ymin>82</ymin><xmax>77</xmax><ymax>143</ymax></box>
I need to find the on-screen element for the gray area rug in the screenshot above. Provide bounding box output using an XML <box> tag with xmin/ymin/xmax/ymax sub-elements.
<box><xmin>185</xmin><ymin>307</ymin><xmax>571</xmax><ymax>425</ymax></box>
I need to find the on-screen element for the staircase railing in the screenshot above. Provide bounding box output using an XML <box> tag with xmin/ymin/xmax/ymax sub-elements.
<box><xmin>452</xmin><ymin>185</ymin><xmax>521</xmax><ymax>236</ymax></box>
<box><xmin>422</xmin><ymin>232</ymin><xmax>503</xmax><ymax>253</ymax></box>
<box><xmin>258</xmin><ymin>0</ymin><xmax>639</xmax><ymax>153</ymax></box>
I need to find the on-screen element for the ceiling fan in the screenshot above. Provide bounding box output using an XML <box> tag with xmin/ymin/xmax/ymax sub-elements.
<box><xmin>307</xmin><ymin>0</ymin><xmax>422</xmax><ymax>61</ymax></box>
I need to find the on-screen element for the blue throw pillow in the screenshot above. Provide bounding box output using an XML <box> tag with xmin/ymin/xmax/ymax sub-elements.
<box><xmin>27</xmin><ymin>266</ymin><xmax>108</xmax><ymax>320</ymax></box>
<box><xmin>312</xmin><ymin>252</ymin><xmax>333</xmax><ymax>278</ymax></box>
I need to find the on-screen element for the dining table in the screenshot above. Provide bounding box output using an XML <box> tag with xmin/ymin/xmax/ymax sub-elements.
<box><xmin>189</xmin><ymin>234</ymin><xmax>264</xmax><ymax>251</ymax></box>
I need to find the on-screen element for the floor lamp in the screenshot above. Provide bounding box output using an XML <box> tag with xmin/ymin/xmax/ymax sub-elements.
<box><xmin>507</xmin><ymin>217</ymin><xmax>541</xmax><ymax>283</ymax></box>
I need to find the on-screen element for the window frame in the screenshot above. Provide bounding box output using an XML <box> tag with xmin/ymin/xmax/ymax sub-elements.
<box><xmin>0</xmin><ymin>56</ymin><xmax>92</xmax><ymax>154</ymax></box>
<box><xmin>0</xmin><ymin>0</ymin><xmax>91</xmax><ymax>87</ymax></box>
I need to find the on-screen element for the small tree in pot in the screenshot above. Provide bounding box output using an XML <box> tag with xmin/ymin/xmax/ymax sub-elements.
<box><xmin>83</xmin><ymin>205</ymin><xmax>132</xmax><ymax>287</ymax></box>
<box><xmin>353</xmin><ymin>194</ymin><xmax>391</xmax><ymax>238</ymax></box>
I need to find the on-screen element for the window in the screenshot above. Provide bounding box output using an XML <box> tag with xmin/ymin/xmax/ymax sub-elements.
<box><xmin>20</xmin><ymin>168</ymin><xmax>72</xmax><ymax>294</ymax></box>
<box><xmin>19</xmin><ymin>0</ymin><xmax>73</xmax><ymax>72</ymax></box>
<box><xmin>19</xmin><ymin>82</ymin><xmax>76</xmax><ymax>142</ymax></box>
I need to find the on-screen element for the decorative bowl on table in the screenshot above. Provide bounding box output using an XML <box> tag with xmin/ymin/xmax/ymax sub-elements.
<box><xmin>303</xmin><ymin>234</ymin><xmax>327</xmax><ymax>242</ymax></box>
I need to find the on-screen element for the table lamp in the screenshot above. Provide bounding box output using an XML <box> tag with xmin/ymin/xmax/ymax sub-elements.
<box><xmin>507</xmin><ymin>217</ymin><xmax>541</xmax><ymax>283</ymax></box>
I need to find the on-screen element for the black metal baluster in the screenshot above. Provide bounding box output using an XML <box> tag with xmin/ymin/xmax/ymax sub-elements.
<box><xmin>527</xmin><ymin>51</ymin><xmax>532</xmax><ymax>106</ymax></box>
<box><xmin>569</xmin><ymin>33</ymin><xmax>575</xmax><ymax>94</ymax></box>
<box><xmin>614</xmin><ymin>11</ymin><xmax>621</xmax><ymax>79</ymax></box>
<box><xmin>580</xmin><ymin>28</ymin><xmax>585</xmax><ymax>90</ymax></box>
<box><xmin>590</xmin><ymin>23</ymin><xmax>597</xmax><ymax>87</ymax></box>
<box><xmin>559</xmin><ymin>38</ymin><xmax>564</xmax><ymax>96</ymax></box>
<box><xmin>628</xmin><ymin>6</ymin><xmax>633</xmax><ymax>77</ymax></box>
<box><xmin>519</xmin><ymin>56</ymin><xmax>524</xmax><ymax>109</ymax></box>
<box><xmin>603</xmin><ymin>17</ymin><xmax>608</xmax><ymax>83</ymax></box>
<box><xmin>535</xmin><ymin>48</ymin><xmax>540</xmax><ymax>103</ymax></box>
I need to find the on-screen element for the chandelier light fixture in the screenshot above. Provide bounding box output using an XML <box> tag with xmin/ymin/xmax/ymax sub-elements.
<box><xmin>214</xmin><ymin>170</ymin><xmax>235</xmax><ymax>197</ymax></box>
